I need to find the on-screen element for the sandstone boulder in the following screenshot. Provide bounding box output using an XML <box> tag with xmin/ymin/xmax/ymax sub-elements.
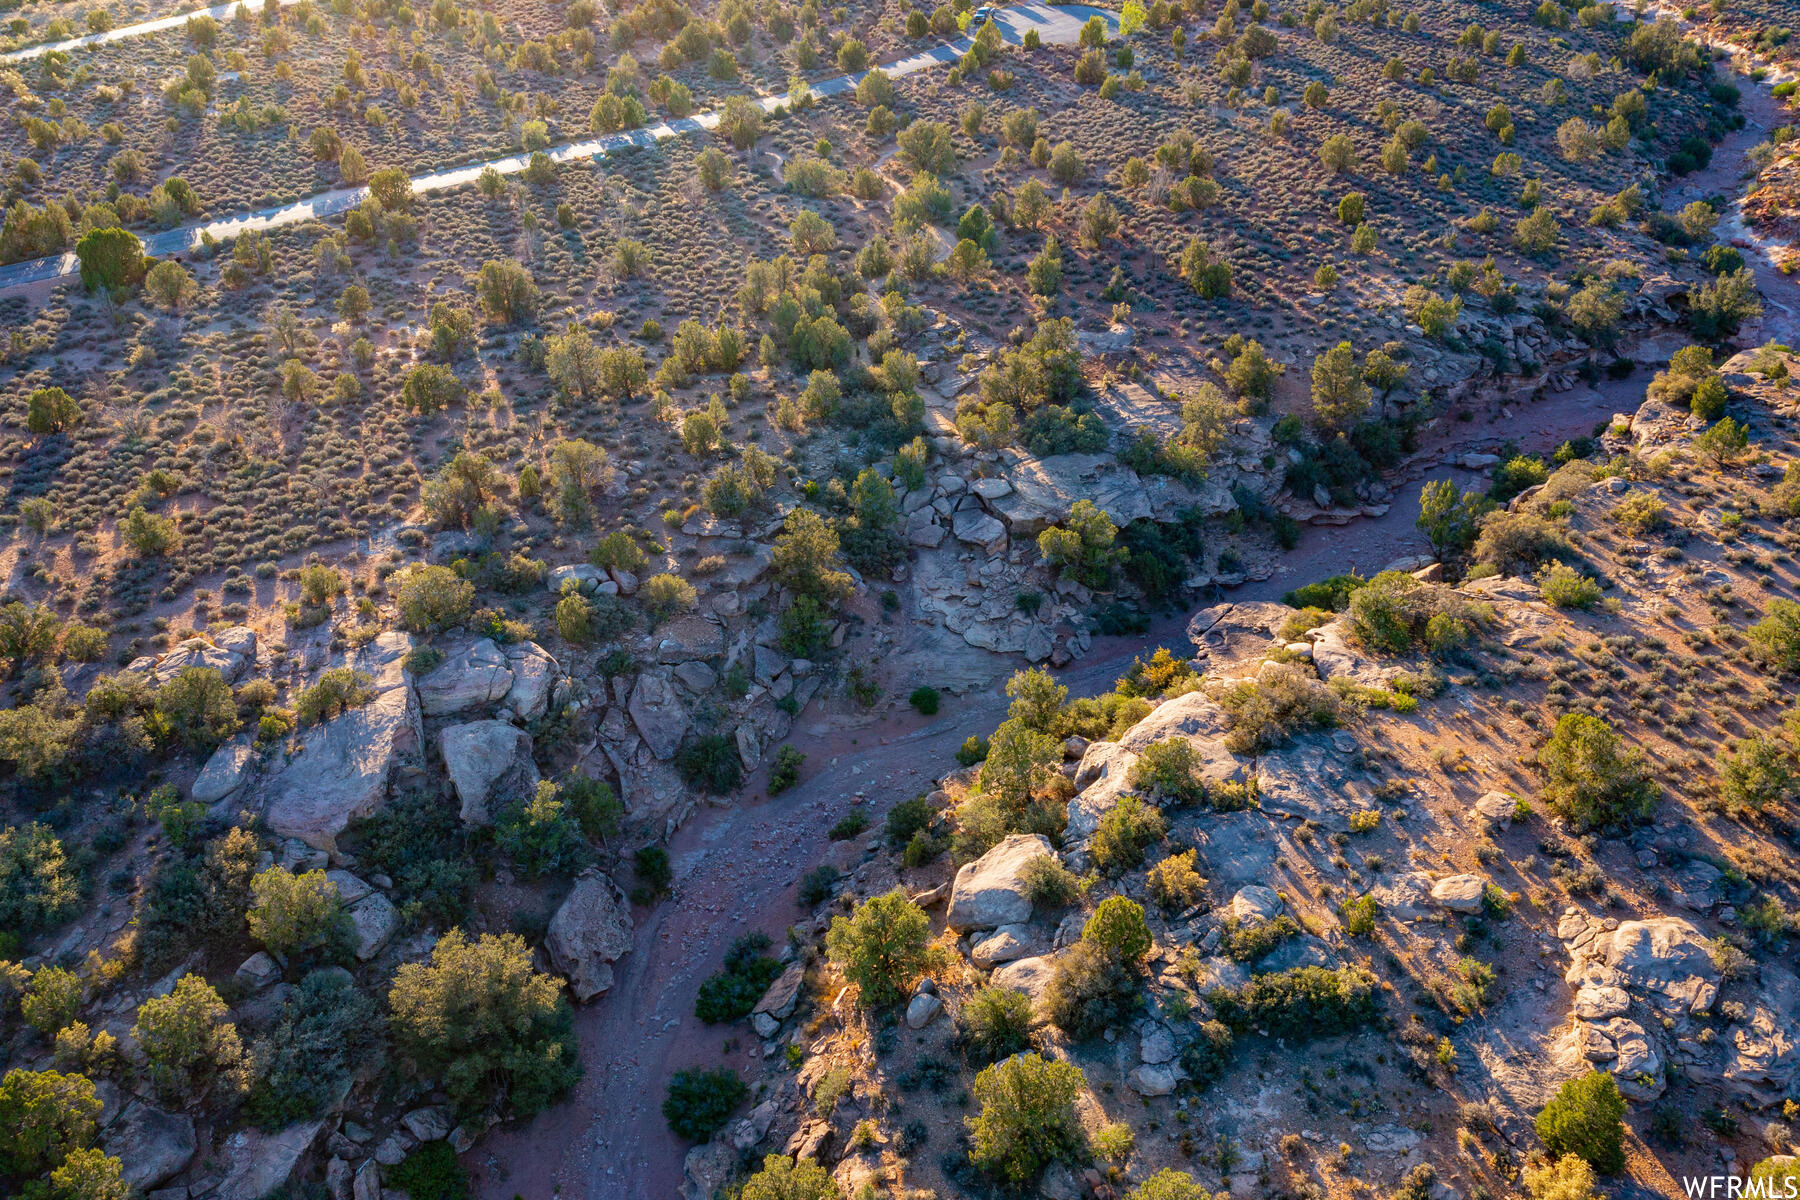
<box><xmin>416</xmin><ymin>639</ymin><xmax>513</xmax><ymax>716</ymax></box>
<box><xmin>440</xmin><ymin>721</ymin><xmax>539</xmax><ymax>825</ymax></box>
<box><xmin>681</xmin><ymin>1142</ymin><xmax>738</xmax><ymax>1200</ymax></box>
<box><xmin>1309</xmin><ymin>620</ymin><xmax>1408</xmax><ymax>690</ymax></box>
<box><xmin>1229</xmin><ymin>885</ymin><xmax>1283</xmax><ymax>924</ymax></box>
<box><xmin>1566</xmin><ymin>915</ymin><xmax>1719</xmax><ymax>1014</ymax></box>
<box><xmin>105</xmin><ymin>1103</ymin><xmax>195</xmax><ymax>1191</ymax></box>
<box><xmin>947</xmin><ymin>834</ymin><xmax>1053</xmax><ymax>931</ymax></box>
<box><xmin>547</xmin><ymin>869</ymin><xmax>633</xmax><ymax>1002</ymax></box>
<box><xmin>1431</xmin><ymin>874</ymin><xmax>1487</xmax><ymax>914</ymax></box>
<box><xmin>193</xmin><ymin>734</ymin><xmax>257</xmax><ymax>806</ymax></box>
<box><xmin>989</xmin><ymin>955</ymin><xmax>1057</xmax><ymax>1019</ymax></box>
<box><xmin>905</xmin><ymin>991</ymin><xmax>943</xmax><ymax>1029</ymax></box>
<box><xmin>970</xmin><ymin>924</ymin><xmax>1038</xmax><ymax>967</ymax></box>
<box><xmin>347</xmin><ymin>893</ymin><xmax>398</xmax><ymax>960</ymax></box>
<box><xmin>262</xmin><ymin>633</ymin><xmax>420</xmax><ymax>854</ymax></box>
<box><xmin>628</xmin><ymin>671</ymin><xmax>690</xmax><ymax>760</ymax></box>
<box><xmin>214</xmin><ymin>1121</ymin><xmax>324</xmax><ymax>1200</ymax></box>
<box><xmin>504</xmin><ymin>642</ymin><xmax>561</xmax><ymax>721</ymax></box>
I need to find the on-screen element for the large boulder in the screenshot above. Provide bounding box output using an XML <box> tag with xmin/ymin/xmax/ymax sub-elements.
<box><xmin>193</xmin><ymin>734</ymin><xmax>257</xmax><ymax>805</ymax></box>
<box><xmin>682</xmin><ymin>1142</ymin><xmax>738</xmax><ymax>1200</ymax></box>
<box><xmin>416</xmin><ymin>639</ymin><xmax>514</xmax><ymax>716</ymax></box>
<box><xmin>989</xmin><ymin>955</ymin><xmax>1058</xmax><ymax>1020</ymax></box>
<box><xmin>262</xmin><ymin>633</ymin><xmax>421</xmax><ymax>854</ymax></box>
<box><xmin>151</xmin><ymin>628</ymin><xmax>256</xmax><ymax>685</ymax></box>
<box><xmin>505</xmin><ymin>642</ymin><xmax>561</xmax><ymax>721</ymax></box>
<box><xmin>547</xmin><ymin>869</ymin><xmax>634</xmax><ymax>1002</ymax></box>
<box><xmin>1430</xmin><ymin>874</ymin><xmax>1487</xmax><ymax>914</ymax></box>
<box><xmin>1308</xmin><ymin>621</ymin><xmax>1408</xmax><ymax>690</ymax></box>
<box><xmin>655</xmin><ymin>616</ymin><xmax>727</xmax><ymax>664</ymax></box>
<box><xmin>628</xmin><ymin>671</ymin><xmax>690</xmax><ymax>760</ymax></box>
<box><xmin>1723</xmin><ymin>968</ymin><xmax>1800</xmax><ymax>1101</ymax></box>
<box><xmin>947</xmin><ymin>834</ymin><xmax>1053</xmax><ymax>931</ymax></box>
<box><xmin>347</xmin><ymin>893</ymin><xmax>398</xmax><ymax>960</ymax></box>
<box><xmin>214</xmin><ymin>1121</ymin><xmax>324</xmax><ymax>1200</ymax></box>
<box><xmin>1186</xmin><ymin>602</ymin><xmax>1293</xmax><ymax>676</ymax></box>
<box><xmin>1116</xmin><ymin>691</ymin><xmax>1235</xmax><ymax>753</ymax></box>
<box><xmin>104</xmin><ymin>1103</ymin><xmax>195</xmax><ymax>1191</ymax></box>
<box><xmin>1064</xmin><ymin>742</ymin><xmax>1139</xmax><ymax>843</ymax></box>
<box><xmin>440</xmin><ymin>721</ymin><xmax>539</xmax><ymax>825</ymax></box>
<box><xmin>1562</xmin><ymin>912</ymin><xmax>1719</xmax><ymax>1014</ymax></box>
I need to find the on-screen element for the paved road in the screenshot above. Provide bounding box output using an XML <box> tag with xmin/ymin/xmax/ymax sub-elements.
<box><xmin>0</xmin><ymin>3</ymin><xmax>1113</xmax><ymax>292</ymax></box>
<box><xmin>0</xmin><ymin>0</ymin><xmax>304</xmax><ymax>63</ymax></box>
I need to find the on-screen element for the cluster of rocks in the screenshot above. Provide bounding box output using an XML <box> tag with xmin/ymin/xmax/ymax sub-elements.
<box><xmin>1555</xmin><ymin>910</ymin><xmax>1799</xmax><ymax>1104</ymax></box>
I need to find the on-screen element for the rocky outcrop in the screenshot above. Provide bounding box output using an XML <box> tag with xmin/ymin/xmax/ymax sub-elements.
<box><xmin>1557</xmin><ymin>911</ymin><xmax>1723</xmax><ymax>1102</ymax></box>
<box><xmin>505</xmin><ymin>642</ymin><xmax>561</xmax><ymax>721</ymax></box>
<box><xmin>146</xmin><ymin>626</ymin><xmax>258</xmax><ymax>685</ymax></box>
<box><xmin>547</xmin><ymin>869</ymin><xmax>634</xmax><ymax>1002</ymax></box>
<box><xmin>214</xmin><ymin>1121</ymin><xmax>324</xmax><ymax>1200</ymax></box>
<box><xmin>1431</xmin><ymin>874</ymin><xmax>1487</xmax><ymax>914</ymax></box>
<box><xmin>416</xmin><ymin>638</ymin><xmax>514</xmax><ymax>716</ymax></box>
<box><xmin>989</xmin><ymin>955</ymin><xmax>1058</xmax><ymax>1019</ymax></box>
<box><xmin>104</xmin><ymin>1103</ymin><xmax>195</xmax><ymax>1191</ymax></box>
<box><xmin>193</xmin><ymin>734</ymin><xmax>257</xmax><ymax>805</ymax></box>
<box><xmin>1563</xmin><ymin>912</ymin><xmax>1720</xmax><ymax>1014</ymax></box>
<box><xmin>628</xmin><ymin>671</ymin><xmax>689</xmax><ymax>760</ymax></box>
<box><xmin>440</xmin><ymin>721</ymin><xmax>539</xmax><ymax>825</ymax></box>
<box><xmin>947</xmin><ymin>834</ymin><xmax>1053</xmax><ymax>931</ymax></box>
<box><xmin>261</xmin><ymin>633</ymin><xmax>421</xmax><ymax>855</ymax></box>
<box><xmin>682</xmin><ymin>1142</ymin><xmax>738</xmax><ymax>1200</ymax></box>
<box><xmin>347</xmin><ymin>892</ymin><xmax>398</xmax><ymax>960</ymax></box>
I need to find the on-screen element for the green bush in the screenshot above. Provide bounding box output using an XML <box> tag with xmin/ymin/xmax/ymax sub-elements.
<box><xmin>966</xmin><ymin>1053</ymin><xmax>1087</xmax><ymax>1187</ymax></box>
<box><xmin>0</xmin><ymin>822</ymin><xmax>81</xmax><ymax>936</ymax></box>
<box><xmin>0</xmin><ymin>1068</ymin><xmax>103</xmax><ymax>1178</ymax></box>
<box><xmin>662</xmin><ymin>1067</ymin><xmax>746</xmax><ymax>1141</ymax></box>
<box><xmin>825</xmin><ymin>889</ymin><xmax>929</xmax><ymax>1008</ymax></box>
<box><xmin>247</xmin><ymin>970</ymin><xmax>379</xmax><ymax>1128</ymax></box>
<box><xmin>1223</xmin><ymin>915</ymin><xmax>1301</xmax><ymax>963</ymax></box>
<box><xmin>394</xmin><ymin>565</ymin><xmax>474</xmax><ymax>634</ymax></box>
<box><xmin>956</xmin><ymin>735</ymin><xmax>990</xmax><ymax>765</ymax></box>
<box><xmin>1090</xmin><ymin>797</ymin><xmax>1166</xmax><ymax>875</ymax></box>
<box><xmin>676</xmin><ymin>734</ymin><xmax>743</xmax><ymax>794</ymax></box>
<box><xmin>884</xmin><ymin>796</ymin><xmax>934</xmax><ymax>847</ymax></box>
<box><xmin>1218</xmin><ymin>663</ymin><xmax>1339</xmax><ymax>753</ymax></box>
<box><xmin>1209</xmin><ymin>965</ymin><xmax>1380</xmax><ymax>1037</ymax></box>
<box><xmin>153</xmin><ymin>667</ymin><xmax>240</xmax><ymax>751</ymax></box>
<box><xmin>797</xmin><ymin>864</ymin><xmax>839</xmax><ymax>907</ymax></box>
<box><xmin>1179</xmin><ymin>1020</ymin><xmax>1236</xmax><ymax>1091</ymax></box>
<box><xmin>909</xmin><ymin>686</ymin><xmax>941</xmax><ymax>715</ymax></box>
<box><xmin>387</xmin><ymin>1141</ymin><xmax>469</xmax><ymax>1200</ymax></box>
<box><xmin>1345</xmin><ymin>571</ymin><xmax>1490</xmax><ymax>655</ymax></box>
<box><xmin>1083</xmin><ymin>896</ymin><xmax>1152</xmax><ymax>962</ymax></box>
<box><xmin>695</xmin><ymin>933</ymin><xmax>783</xmax><ymax>1024</ymax></box>
<box><xmin>631</xmin><ymin>845</ymin><xmax>673</xmax><ymax>905</ymax></box>
<box><xmin>247</xmin><ymin>867</ymin><xmax>353</xmax><ymax>961</ymax></box>
<box><xmin>1539</xmin><ymin>713</ymin><xmax>1656</xmax><ymax>830</ymax></box>
<box><xmin>1747</xmin><ymin>599</ymin><xmax>1800</xmax><ymax>669</ymax></box>
<box><xmin>495</xmin><ymin>783</ymin><xmax>590</xmax><ymax>878</ymax></box>
<box><xmin>958</xmin><ymin>986</ymin><xmax>1035</xmax><ymax>1063</ymax></box>
<box><xmin>1536</xmin><ymin>1070</ymin><xmax>1626</xmax><ymax>1173</ymax></box>
<box><xmin>1283</xmin><ymin>573</ymin><xmax>1365</xmax><ymax>610</ymax></box>
<box><xmin>740</xmin><ymin>1154</ymin><xmax>836</xmax><ymax>1200</ymax></box>
<box><xmin>1127</xmin><ymin>739</ymin><xmax>1208</xmax><ymax>806</ymax></box>
<box><xmin>388</xmin><ymin>931</ymin><xmax>578</xmax><ymax>1119</ymax></box>
<box><xmin>132</xmin><ymin>975</ymin><xmax>249</xmax><ymax>1101</ymax></box>
<box><xmin>1537</xmin><ymin>563</ymin><xmax>1603</xmax><ymax>609</ymax></box>
<box><xmin>828</xmin><ymin>811</ymin><xmax>869</xmax><ymax>840</ymax></box>
<box><xmin>349</xmin><ymin>792</ymin><xmax>474</xmax><ymax>931</ymax></box>
<box><xmin>767</xmin><ymin>745</ymin><xmax>805</xmax><ymax>795</ymax></box>
<box><xmin>1019</xmin><ymin>855</ymin><xmax>1080</xmax><ymax>907</ymax></box>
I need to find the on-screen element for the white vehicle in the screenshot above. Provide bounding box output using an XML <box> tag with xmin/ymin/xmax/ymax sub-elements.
<box><xmin>972</xmin><ymin>6</ymin><xmax>996</xmax><ymax>25</ymax></box>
